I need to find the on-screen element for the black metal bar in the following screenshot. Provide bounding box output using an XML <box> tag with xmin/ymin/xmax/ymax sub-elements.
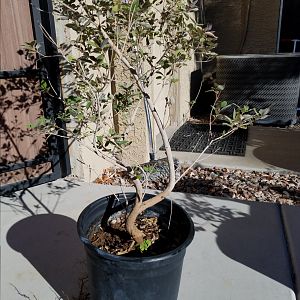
<box><xmin>30</xmin><ymin>0</ymin><xmax>46</xmax><ymax>56</ymax></box>
<box><xmin>276</xmin><ymin>0</ymin><xmax>284</xmax><ymax>53</ymax></box>
<box><xmin>38</xmin><ymin>0</ymin><xmax>71</xmax><ymax>177</ymax></box>
<box><xmin>31</xmin><ymin>0</ymin><xmax>71</xmax><ymax>178</ymax></box>
<box><xmin>29</xmin><ymin>0</ymin><xmax>64</xmax><ymax>182</ymax></box>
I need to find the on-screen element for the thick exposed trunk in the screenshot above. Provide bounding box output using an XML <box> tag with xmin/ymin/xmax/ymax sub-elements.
<box><xmin>126</xmin><ymin>201</ymin><xmax>144</xmax><ymax>244</ymax></box>
<box><xmin>126</xmin><ymin>178</ymin><xmax>144</xmax><ymax>244</ymax></box>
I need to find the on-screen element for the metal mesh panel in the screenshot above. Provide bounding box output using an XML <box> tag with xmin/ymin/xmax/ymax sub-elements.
<box><xmin>216</xmin><ymin>55</ymin><xmax>300</xmax><ymax>125</ymax></box>
<box><xmin>161</xmin><ymin>123</ymin><xmax>248</xmax><ymax>156</ymax></box>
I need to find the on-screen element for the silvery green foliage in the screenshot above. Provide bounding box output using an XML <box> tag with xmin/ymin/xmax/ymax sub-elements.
<box><xmin>41</xmin><ymin>0</ymin><xmax>217</xmax><ymax>154</ymax></box>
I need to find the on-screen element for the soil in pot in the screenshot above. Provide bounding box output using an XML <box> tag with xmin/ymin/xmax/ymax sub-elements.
<box><xmin>87</xmin><ymin>205</ymin><xmax>187</xmax><ymax>257</ymax></box>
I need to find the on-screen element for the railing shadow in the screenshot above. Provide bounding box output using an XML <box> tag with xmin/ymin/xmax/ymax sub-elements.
<box><xmin>3</xmin><ymin>182</ymin><xmax>296</xmax><ymax>297</ymax></box>
<box><xmin>177</xmin><ymin>193</ymin><xmax>247</xmax><ymax>232</ymax></box>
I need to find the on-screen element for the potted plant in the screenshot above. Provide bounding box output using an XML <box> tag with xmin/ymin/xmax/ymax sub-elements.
<box><xmin>27</xmin><ymin>0</ymin><xmax>267</xmax><ymax>299</ymax></box>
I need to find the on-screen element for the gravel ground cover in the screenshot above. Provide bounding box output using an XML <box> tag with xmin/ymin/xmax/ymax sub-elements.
<box><xmin>173</xmin><ymin>167</ymin><xmax>299</xmax><ymax>205</ymax></box>
<box><xmin>96</xmin><ymin>162</ymin><xmax>300</xmax><ymax>206</ymax></box>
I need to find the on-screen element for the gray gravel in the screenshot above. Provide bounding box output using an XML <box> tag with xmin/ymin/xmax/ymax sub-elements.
<box><xmin>96</xmin><ymin>161</ymin><xmax>300</xmax><ymax>206</ymax></box>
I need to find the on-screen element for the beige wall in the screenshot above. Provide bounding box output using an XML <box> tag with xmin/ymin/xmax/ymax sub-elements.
<box><xmin>118</xmin><ymin>102</ymin><xmax>150</xmax><ymax>166</ymax></box>
<box><xmin>54</xmin><ymin>14</ymin><xmax>195</xmax><ymax>182</ymax></box>
<box><xmin>54</xmin><ymin>17</ymin><xmax>110</xmax><ymax>180</ymax></box>
<box><xmin>170</xmin><ymin>61</ymin><xmax>195</xmax><ymax>126</ymax></box>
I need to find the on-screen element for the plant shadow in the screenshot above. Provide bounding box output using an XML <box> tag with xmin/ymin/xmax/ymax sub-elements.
<box><xmin>178</xmin><ymin>193</ymin><xmax>247</xmax><ymax>232</ymax></box>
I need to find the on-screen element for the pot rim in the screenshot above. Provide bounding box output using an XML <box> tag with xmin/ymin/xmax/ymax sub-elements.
<box><xmin>77</xmin><ymin>193</ymin><xmax>195</xmax><ymax>263</ymax></box>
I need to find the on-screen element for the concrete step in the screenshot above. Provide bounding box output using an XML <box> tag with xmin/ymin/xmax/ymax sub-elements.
<box><xmin>281</xmin><ymin>205</ymin><xmax>300</xmax><ymax>300</ymax></box>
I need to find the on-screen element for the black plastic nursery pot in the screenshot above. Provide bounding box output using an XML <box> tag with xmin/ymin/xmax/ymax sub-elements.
<box><xmin>77</xmin><ymin>193</ymin><xmax>195</xmax><ymax>300</ymax></box>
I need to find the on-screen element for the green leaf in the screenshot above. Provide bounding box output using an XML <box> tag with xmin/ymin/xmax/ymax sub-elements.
<box><xmin>232</xmin><ymin>108</ymin><xmax>236</xmax><ymax>119</ymax></box>
<box><xmin>242</xmin><ymin>105</ymin><xmax>249</xmax><ymax>112</ymax></box>
<box><xmin>86</xmin><ymin>100</ymin><xmax>92</xmax><ymax>109</ymax></box>
<box><xmin>65</xmin><ymin>23</ymin><xmax>80</xmax><ymax>31</ymax></box>
<box><xmin>136</xmin><ymin>174</ymin><xmax>143</xmax><ymax>180</ymax></box>
<box><xmin>131</xmin><ymin>0</ymin><xmax>140</xmax><ymax>11</ymax></box>
<box><xmin>108</xmin><ymin>128</ymin><xmax>115</xmax><ymax>135</ymax></box>
<box><xmin>170</xmin><ymin>77</ymin><xmax>179</xmax><ymax>83</ymax></box>
<box><xmin>87</xmin><ymin>40</ymin><xmax>97</xmax><ymax>47</ymax></box>
<box><xmin>143</xmin><ymin>165</ymin><xmax>156</xmax><ymax>173</ymax></box>
<box><xmin>40</xmin><ymin>80</ymin><xmax>49</xmax><ymax>92</ymax></box>
<box><xmin>118</xmin><ymin>140</ymin><xmax>129</xmax><ymax>144</ymax></box>
<box><xmin>216</xmin><ymin>84</ymin><xmax>225</xmax><ymax>91</ymax></box>
<box><xmin>67</xmin><ymin>54</ymin><xmax>76</xmax><ymax>62</ymax></box>
<box><xmin>96</xmin><ymin>135</ymin><xmax>104</xmax><ymax>144</ymax></box>
<box><xmin>220</xmin><ymin>101</ymin><xmax>228</xmax><ymax>108</ymax></box>
<box><xmin>138</xmin><ymin>239</ymin><xmax>152</xmax><ymax>252</ymax></box>
<box><xmin>259</xmin><ymin>107</ymin><xmax>270</xmax><ymax>116</ymax></box>
<box><xmin>28</xmin><ymin>115</ymin><xmax>51</xmax><ymax>129</ymax></box>
<box><xmin>112</xmin><ymin>5</ymin><xmax>119</xmax><ymax>13</ymax></box>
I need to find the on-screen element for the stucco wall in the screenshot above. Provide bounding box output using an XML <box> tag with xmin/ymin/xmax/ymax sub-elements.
<box><xmin>54</xmin><ymin>15</ymin><xmax>195</xmax><ymax>181</ymax></box>
<box><xmin>54</xmin><ymin>17</ymin><xmax>113</xmax><ymax>181</ymax></box>
<box><xmin>118</xmin><ymin>102</ymin><xmax>150</xmax><ymax>166</ymax></box>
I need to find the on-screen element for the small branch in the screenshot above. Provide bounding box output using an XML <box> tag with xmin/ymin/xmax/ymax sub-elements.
<box><xmin>175</xmin><ymin>124</ymin><xmax>238</xmax><ymax>184</ymax></box>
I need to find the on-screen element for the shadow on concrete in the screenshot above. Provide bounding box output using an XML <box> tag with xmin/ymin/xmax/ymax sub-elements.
<box><xmin>178</xmin><ymin>194</ymin><xmax>248</xmax><ymax>232</ymax></box>
<box><xmin>45</xmin><ymin>179</ymin><xmax>81</xmax><ymax>197</ymax></box>
<box><xmin>0</xmin><ymin>179</ymin><xmax>80</xmax><ymax>216</ymax></box>
<box><xmin>6</xmin><ymin>213</ymin><xmax>88</xmax><ymax>299</ymax></box>
<box><xmin>248</xmin><ymin>126</ymin><xmax>300</xmax><ymax>173</ymax></box>
<box><xmin>180</xmin><ymin>194</ymin><xmax>294</xmax><ymax>290</ymax></box>
<box><xmin>216</xmin><ymin>203</ymin><xmax>294</xmax><ymax>290</ymax></box>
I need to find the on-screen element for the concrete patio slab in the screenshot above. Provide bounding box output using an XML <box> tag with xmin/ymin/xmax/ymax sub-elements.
<box><xmin>281</xmin><ymin>205</ymin><xmax>300</xmax><ymax>300</ymax></box>
<box><xmin>1</xmin><ymin>179</ymin><xmax>297</xmax><ymax>299</ymax></box>
<box><xmin>176</xmin><ymin>193</ymin><xmax>296</xmax><ymax>300</ymax></box>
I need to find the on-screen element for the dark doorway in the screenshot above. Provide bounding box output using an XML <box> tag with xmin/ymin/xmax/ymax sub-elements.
<box><xmin>278</xmin><ymin>0</ymin><xmax>300</xmax><ymax>113</ymax></box>
<box><xmin>279</xmin><ymin>0</ymin><xmax>300</xmax><ymax>53</ymax></box>
<box><xmin>190</xmin><ymin>70</ymin><xmax>216</xmax><ymax>119</ymax></box>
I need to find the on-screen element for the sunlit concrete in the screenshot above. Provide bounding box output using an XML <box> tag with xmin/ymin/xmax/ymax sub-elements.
<box><xmin>1</xmin><ymin>179</ymin><xmax>298</xmax><ymax>299</ymax></box>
